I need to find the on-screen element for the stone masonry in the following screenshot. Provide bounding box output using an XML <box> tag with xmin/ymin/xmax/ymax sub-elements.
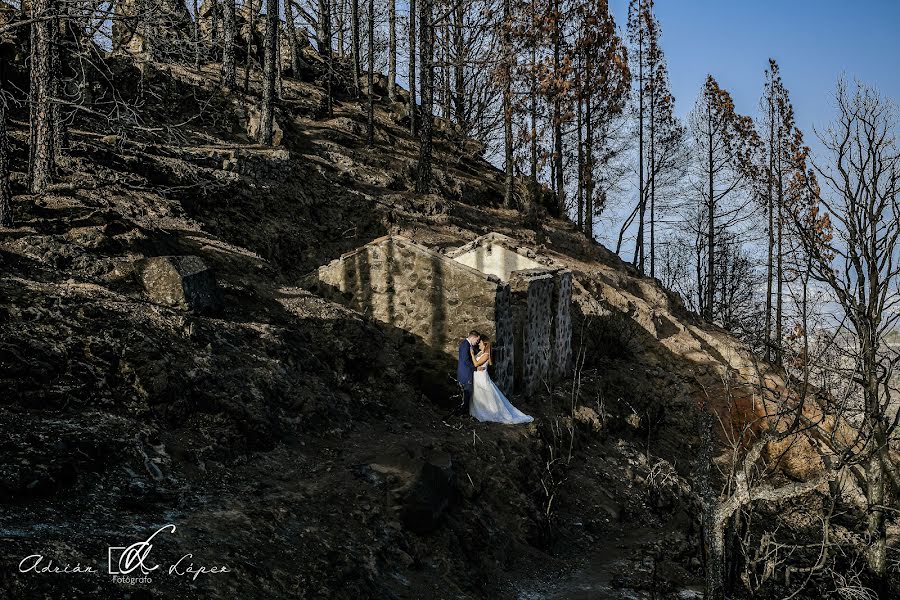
<box><xmin>304</xmin><ymin>233</ymin><xmax>572</xmax><ymax>400</ymax></box>
<box><xmin>303</xmin><ymin>236</ymin><xmax>515</xmax><ymax>395</ymax></box>
<box><xmin>448</xmin><ymin>233</ymin><xmax>573</xmax><ymax>396</ymax></box>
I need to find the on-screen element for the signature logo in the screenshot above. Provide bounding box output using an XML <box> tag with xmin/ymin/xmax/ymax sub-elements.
<box><xmin>18</xmin><ymin>523</ymin><xmax>230</xmax><ymax>585</ymax></box>
<box><xmin>108</xmin><ymin>524</ymin><xmax>175</xmax><ymax>575</ymax></box>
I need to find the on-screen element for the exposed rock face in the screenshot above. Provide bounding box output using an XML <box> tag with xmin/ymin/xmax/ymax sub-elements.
<box><xmin>246</xmin><ymin>108</ymin><xmax>284</xmax><ymax>146</ymax></box>
<box><xmin>134</xmin><ymin>255</ymin><xmax>221</xmax><ymax>312</ymax></box>
<box><xmin>112</xmin><ymin>0</ymin><xmax>194</xmax><ymax>59</ymax></box>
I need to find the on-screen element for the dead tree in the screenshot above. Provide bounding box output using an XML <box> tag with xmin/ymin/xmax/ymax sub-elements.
<box><xmin>28</xmin><ymin>0</ymin><xmax>55</xmax><ymax>194</ymax></box>
<box><xmin>258</xmin><ymin>0</ymin><xmax>278</xmax><ymax>144</ymax></box>
<box><xmin>408</xmin><ymin>0</ymin><xmax>416</xmax><ymax>135</ymax></box>
<box><xmin>414</xmin><ymin>0</ymin><xmax>433</xmax><ymax>192</ymax></box>
<box><xmin>793</xmin><ymin>79</ymin><xmax>900</xmax><ymax>587</ymax></box>
<box><xmin>387</xmin><ymin>0</ymin><xmax>396</xmax><ymax>101</ymax></box>
<box><xmin>365</xmin><ymin>0</ymin><xmax>373</xmax><ymax>147</ymax></box>
<box><xmin>221</xmin><ymin>0</ymin><xmax>236</xmax><ymax>88</ymax></box>
<box><xmin>284</xmin><ymin>0</ymin><xmax>301</xmax><ymax>75</ymax></box>
<box><xmin>0</xmin><ymin>90</ymin><xmax>12</xmax><ymax>228</ymax></box>
<box><xmin>349</xmin><ymin>0</ymin><xmax>359</xmax><ymax>95</ymax></box>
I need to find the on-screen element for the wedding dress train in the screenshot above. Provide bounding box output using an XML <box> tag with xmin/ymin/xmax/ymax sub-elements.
<box><xmin>469</xmin><ymin>358</ymin><xmax>533</xmax><ymax>425</ymax></box>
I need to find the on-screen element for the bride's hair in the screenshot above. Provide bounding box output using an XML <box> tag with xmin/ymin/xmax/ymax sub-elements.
<box><xmin>480</xmin><ymin>337</ymin><xmax>493</xmax><ymax>366</ymax></box>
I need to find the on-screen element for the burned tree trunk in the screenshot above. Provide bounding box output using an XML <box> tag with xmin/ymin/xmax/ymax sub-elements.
<box><xmin>387</xmin><ymin>0</ymin><xmax>396</xmax><ymax>101</ymax></box>
<box><xmin>414</xmin><ymin>0</ymin><xmax>432</xmax><ymax>193</ymax></box>
<box><xmin>221</xmin><ymin>0</ymin><xmax>236</xmax><ymax>88</ymax></box>
<box><xmin>365</xmin><ymin>0</ymin><xmax>373</xmax><ymax>147</ymax></box>
<box><xmin>258</xmin><ymin>0</ymin><xmax>277</xmax><ymax>145</ymax></box>
<box><xmin>284</xmin><ymin>0</ymin><xmax>301</xmax><ymax>75</ymax></box>
<box><xmin>350</xmin><ymin>0</ymin><xmax>360</xmax><ymax>96</ymax></box>
<box><xmin>0</xmin><ymin>93</ymin><xmax>12</xmax><ymax>228</ymax></box>
<box><xmin>408</xmin><ymin>0</ymin><xmax>416</xmax><ymax>135</ymax></box>
<box><xmin>29</xmin><ymin>0</ymin><xmax>55</xmax><ymax>194</ymax></box>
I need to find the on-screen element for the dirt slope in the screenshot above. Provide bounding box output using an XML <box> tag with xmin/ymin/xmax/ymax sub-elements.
<box><xmin>0</xmin><ymin>53</ymin><xmax>840</xmax><ymax>600</ymax></box>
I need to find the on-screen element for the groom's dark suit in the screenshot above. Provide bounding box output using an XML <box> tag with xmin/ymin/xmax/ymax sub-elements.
<box><xmin>457</xmin><ymin>339</ymin><xmax>475</xmax><ymax>412</ymax></box>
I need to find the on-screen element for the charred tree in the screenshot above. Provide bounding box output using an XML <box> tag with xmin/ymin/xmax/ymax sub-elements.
<box><xmin>258</xmin><ymin>0</ymin><xmax>277</xmax><ymax>145</ymax></box>
<box><xmin>414</xmin><ymin>0</ymin><xmax>433</xmax><ymax>192</ymax></box>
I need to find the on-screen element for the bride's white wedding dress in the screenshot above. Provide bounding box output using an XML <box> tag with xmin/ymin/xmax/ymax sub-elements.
<box><xmin>470</xmin><ymin>353</ymin><xmax>533</xmax><ymax>424</ymax></box>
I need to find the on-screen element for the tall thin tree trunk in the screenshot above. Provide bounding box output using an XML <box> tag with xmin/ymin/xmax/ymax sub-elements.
<box><xmin>441</xmin><ymin>18</ymin><xmax>450</xmax><ymax>122</ymax></box>
<box><xmin>583</xmin><ymin>65</ymin><xmax>594</xmax><ymax>238</ymax></box>
<box><xmin>387</xmin><ymin>0</ymin><xmax>396</xmax><ymax>101</ymax></box>
<box><xmin>258</xmin><ymin>0</ymin><xmax>277</xmax><ymax>145</ymax></box>
<box><xmin>366</xmin><ymin>0</ymin><xmax>373</xmax><ymax>147</ymax></box>
<box><xmin>706</xmin><ymin>106</ymin><xmax>715</xmax><ymax>321</ymax></box>
<box><xmin>29</xmin><ymin>0</ymin><xmax>54</xmax><ymax>194</ymax></box>
<box><xmin>551</xmin><ymin>0</ymin><xmax>563</xmax><ymax>215</ymax></box>
<box><xmin>414</xmin><ymin>0</ymin><xmax>433</xmax><ymax>193</ymax></box>
<box><xmin>408</xmin><ymin>0</ymin><xmax>416</xmax><ymax>135</ymax></box>
<box><xmin>244</xmin><ymin>0</ymin><xmax>256</xmax><ymax>92</ymax></box>
<box><xmin>775</xmin><ymin>141</ymin><xmax>784</xmax><ymax>365</ymax></box>
<box><xmin>222</xmin><ymin>0</ymin><xmax>236</xmax><ymax>87</ymax></box>
<box><xmin>350</xmin><ymin>0</ymin><xmax>360</xmax><ymax>96</ymax></box>
<box><xmin>576</xmin><ymin>91</ymin><xmax>584</xmax><ymax>231</ymax></box>
<box><xmin>315</xmin><ymin>0</ymin><xmax>329</xmax><ymax>57</ymax></box>
<box><xmin>635</xmin><ymin>1</ymin><xmax>644</xmax><ymax>272</ymax></box>
<box><xmin>501</xmin><ymin>0</ymin><xmax>513</xmax><ymax>207</ymax></box>
<box><xmin>193</xmin><ymin>0</ymin><xmax>201</xmax><ymax>68</ymax></box>
<box><xmin>336</xmin><ymin>0</ymin><xmax>344</xmax><ymax>54</ymax></box>
<box><xmin>764</xmin><ymin>95</ymin><xmax>774</xmax><ymax>362</ymax></box>
<box><xmin>50</xmin><ymin>10</ymin><xmax>64</xmax><ymax>163</ymax></box>
<box><xmin>452</xmin><ymin>1</ymin><xmax>463</xmax><ymax>126</ymax></box>
<box><xmin>0</xmin><ymin>91</ymin><xmax>12</xmax><ymax>228</ymax></box>
<box><xmin>648</xmin><ymin>56</ymin><xmax>656</xmax><ymax>278</ymax></box>
<box><xmin>285</xmin><ymin>0</ymin><xmax>301</xmax><ymax>75</ymax></box>
<box><xmin>210</xmin><ymin>0</ymin><xmax>219</xmax><ymax>59</ymax></box>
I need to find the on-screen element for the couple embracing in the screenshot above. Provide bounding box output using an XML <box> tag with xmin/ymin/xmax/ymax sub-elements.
<box><xmin>457</xmin><ymin>331</ymin><xmax>533</xmax><ymax>425</ymax></box>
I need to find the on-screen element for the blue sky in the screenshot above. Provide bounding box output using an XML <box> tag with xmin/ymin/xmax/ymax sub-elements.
<box><xmin>608</xmin><ymin>0</ymin><xmax>900</xmax><ymax>138</ymax></box>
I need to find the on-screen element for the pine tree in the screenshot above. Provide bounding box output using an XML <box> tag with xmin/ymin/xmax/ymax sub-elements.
<box><xmin>689</xmin><ymin>76</ymin><xmax>758</xmax><ymax>320</ymax></box>
<box><xmin>755</xmin><ymin>59</ymin><xmax>809</xmax><ymax>364</ymax></box>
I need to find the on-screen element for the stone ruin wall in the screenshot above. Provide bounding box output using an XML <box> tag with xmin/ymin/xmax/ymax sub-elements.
<box><xmin>451</xmin><ymin>242</ymin><xmax>546</xmax><ymax>282</ymax></box>
<box><xmin>511</xmin><ymin>270</ymin><xmax>555</xmax><ymax>397</ymax></box>
<box><xmin>553</xmin><ymin>270</ymin><xmax>573</xmax><ymax>379</ymax></box>
<box><xmin>305</xmin><ymin>237</ymin><xmax>515</xmax><ymax>393</ymax></box>
<box><xmin>492</xmin><ymin>284</ymin><xmax>514</xmax><ymax>395</ymax></box>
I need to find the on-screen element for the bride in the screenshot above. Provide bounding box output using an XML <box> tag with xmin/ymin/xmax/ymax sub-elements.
<box><xmin>469</xmin><ymin>337</ymin><xmax>534</xmax><ymax>425</ymax></box>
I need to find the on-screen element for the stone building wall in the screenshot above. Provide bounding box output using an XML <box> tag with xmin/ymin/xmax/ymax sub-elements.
<box><xmin>553</xmin><ymin>270</ymin><xmax>573</xmax><ymax>379</ymax></box>
<box><xmin>449</xmin><ymin>240</ymin><xmax>545</xmax><ymax>282</ymax></box>
<box><xmin>510</xmin><ymin>270</ymin><xmax>555</xmax><ymax>397</ymax></box>
<box><xmin>303</xmin><ymin>236</ymin><xmax>515</xmax><ymax>395</ymax></box>
<box><xmin>492</xmin><ymin>284</ymin><xmax>514</xmax><ymax>394</ymax></box>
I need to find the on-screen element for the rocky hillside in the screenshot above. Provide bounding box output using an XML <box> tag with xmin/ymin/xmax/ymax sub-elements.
<box><xmin>0</xmin><ymin>46</ymin><xmax>883</xmax><ymax>599</ymax></box>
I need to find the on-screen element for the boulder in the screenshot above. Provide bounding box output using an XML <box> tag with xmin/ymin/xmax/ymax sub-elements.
<box><xmin>134</xmin><ymin>255</ymin><xmax>221</xmax><ymax>312</ymax></box>
<box><xmin>246</xmin><ymin>108</ymin><xmax>284</xmax><ymax>146</ymax></box>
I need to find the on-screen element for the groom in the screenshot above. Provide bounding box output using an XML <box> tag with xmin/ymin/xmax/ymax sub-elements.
<box><xmin>457</xmin><ymin>330</ymin><xmax>481</xmax><ymax>414</ymax></box>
